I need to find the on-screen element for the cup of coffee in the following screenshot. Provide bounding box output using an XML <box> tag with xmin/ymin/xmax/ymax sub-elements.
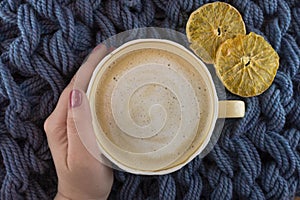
<box><xmin>86</xmin><ymin>39</ymin><xmax>245</xmax><ymax>175</ymax></box>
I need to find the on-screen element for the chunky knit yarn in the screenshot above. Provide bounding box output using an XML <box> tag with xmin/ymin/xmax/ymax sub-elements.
<box><xmin>0</xmin><ymin>0</ymin><xmax>300</xmax><ymax>199</ymax></box>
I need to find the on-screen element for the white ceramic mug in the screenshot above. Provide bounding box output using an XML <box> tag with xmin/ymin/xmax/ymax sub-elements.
<box><xmin>86</xmin><ymin>39</ymin><xmax>245</xmax><ymax>175</ymax></box>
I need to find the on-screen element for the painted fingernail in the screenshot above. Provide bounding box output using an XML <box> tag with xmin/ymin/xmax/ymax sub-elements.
<box><xmin>70</xmin><ymin>89</ymin><xmax>82</xmax><ymax>108</ymax></box>
<box><xmin>108</xmin><ymin>47</ymin><xmax>115</xmax><ymax>53</ymax></box>
<box><xmin>92</xmin><ymin>43</ymin><xmax>105</xmax><ymax>53</ymax></box>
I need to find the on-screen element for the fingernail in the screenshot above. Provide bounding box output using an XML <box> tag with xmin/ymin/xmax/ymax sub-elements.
<box><xmin>92</xmin><ymin>44</ymin><xmax>105</xmax><ymax>53</ymax></box>
<box><xmin>70</xmin><ymin>89</ymin><xmax>82</xmax><ymax>108</ymax></box>
<box><xmin>108</xmin><ymin>47</ymin><xmax>115</xmax><ymax>53</ymax></box>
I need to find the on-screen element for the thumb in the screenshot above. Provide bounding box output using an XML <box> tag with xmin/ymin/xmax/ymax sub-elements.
<box><xmin>67</xmin><ymin>89</ymin><xmax>102</xmax><ymax>163</ymax></box>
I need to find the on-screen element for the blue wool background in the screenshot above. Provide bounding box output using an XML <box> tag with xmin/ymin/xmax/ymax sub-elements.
<box><xmin>0</xmin><ymin>0</ymin><xmax>300</xmax><ymax>199</ymax></box>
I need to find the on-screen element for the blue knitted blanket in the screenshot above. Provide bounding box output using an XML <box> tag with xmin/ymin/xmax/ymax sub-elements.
<box><xmin>0</xmin><ymin>0</ymin><xmax>300</xmax><ymax>199</ymax></box>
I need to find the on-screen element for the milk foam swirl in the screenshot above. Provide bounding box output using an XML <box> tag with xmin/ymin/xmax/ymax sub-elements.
<box><xmin>111</xmin><ymin>64</ymin><xmax>200</xmax><ymax>139</ymax></box>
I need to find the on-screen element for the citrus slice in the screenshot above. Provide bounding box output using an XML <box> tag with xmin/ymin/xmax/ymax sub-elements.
<box><xmin>215</xmin><ymin>32</ymin><xmax>279</xmax><ymax>97</ymax></box>
<box><xmin>186</xmin><ymin>2</ymin><xmax>246</xmax><ymax>64</ymax></box>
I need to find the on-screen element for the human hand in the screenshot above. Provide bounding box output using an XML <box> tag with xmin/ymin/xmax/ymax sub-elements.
<box><xmin>44</xmin><ymin>44</ymin><xmax>113</xmax><ymax>200</ymax></box>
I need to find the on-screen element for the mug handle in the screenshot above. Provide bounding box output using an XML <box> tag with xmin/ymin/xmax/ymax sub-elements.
<box><xmin>218</xmin><ymin>100</ymin><xmax>245</xmax><ymax>118</ymax></box>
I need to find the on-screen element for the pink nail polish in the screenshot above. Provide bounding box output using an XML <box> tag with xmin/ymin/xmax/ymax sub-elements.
<box><xmin>108</xmin><ymin>47</ymin><xmax>115</xmax><ymax>53</ymax></box>
<box><xmin>70</xmin><ymin>89</ymin><xmax>82</xmax><ymax>108</ymax></box>
<box><xmin>92</xmin><ymin>44</ymin><xmax>105</xmax><ymax>53</ymax></box>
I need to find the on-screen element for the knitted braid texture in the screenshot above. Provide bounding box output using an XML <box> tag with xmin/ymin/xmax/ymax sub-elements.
<box><xmin>0</xmin><ymin>0</ymin><xmax>299</xmax><ymax>199</ymax></box>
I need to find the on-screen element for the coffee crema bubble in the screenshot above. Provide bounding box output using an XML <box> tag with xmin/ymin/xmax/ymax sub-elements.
<box><xmin>94</xmin><ymin>48</ymin><xmax>213</xmax><ymax>171</ymax></box>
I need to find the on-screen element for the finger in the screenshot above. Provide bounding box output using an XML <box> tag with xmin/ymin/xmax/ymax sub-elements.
<box><xmin>44</xmin><ymin>44</ymin><xmax>107</xmax><ymax>168</ymax></box>
<box><xmin>66</xmin><ymin>89</ymin><xmax>106</xmax><ymax>166</ymax></box>
<box><xmin>45</xmin><ymin>44</ymin><xmax>107</xmax><ymax>129</ymax></box>
<box><xmin>73</xmin><ymin>44</ymin><xmax>108</xmax><ymax>92</ymax></box>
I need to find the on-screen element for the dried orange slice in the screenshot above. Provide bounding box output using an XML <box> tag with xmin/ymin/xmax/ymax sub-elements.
<box><xmin>215</xmin><ymin>32</ymin><xmax>279</xmax><ymax>97</ymax></box>
<box><xmin>186</xmin><ymin>2</ymin><xmax>246</xmax><ymax>64</ymax></box>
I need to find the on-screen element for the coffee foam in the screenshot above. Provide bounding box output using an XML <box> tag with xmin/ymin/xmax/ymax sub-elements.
<box><xmin>94</xmin><ymin>48</ymin><xmax>213</xmax><ymax>171</ymax></box>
